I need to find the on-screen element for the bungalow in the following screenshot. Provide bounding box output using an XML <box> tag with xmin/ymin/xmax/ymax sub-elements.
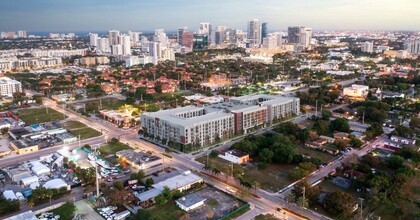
<box><xmin>306</xmin><ymin>138</ymin><xmax>328</xmax><ymax>148</ymax></box>
<box><xmin>384</xmin><ymin>136</ymin><xmax>417</xmax><ymax>151</ymax></box>
<box><xmin>175</xmin><ymin>193</ymin><xmax>206</xmax><ymax>212</ymax></box>
<box><xmin>334</xmin><ymin>132</ymin><xmax>350</xmax><ymax>141</ymax></box>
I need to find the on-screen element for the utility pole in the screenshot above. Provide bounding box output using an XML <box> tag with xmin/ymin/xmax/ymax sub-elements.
<box><xmin>94</xmin><ymin>147</ymin><xmax>100</xmax><ymax>198</ymax></box>
<box><xmin>359</xmin><ymin>198</ymin><xmax>364</xmax><ymax>220</ymax></box>
<box><xmin>315</xmin><ymin>99</ymin><xmax>318</xmax><ymax>118</ymax></box>
<box><xmin>362</xmin><ymin>112</ymin><xmax>365</xmax><ymax>124</ymax></box>
<box><xmin>302</xmin><ymin>186</ymin><xmax>306</xmax><ymax>207</ymax></box>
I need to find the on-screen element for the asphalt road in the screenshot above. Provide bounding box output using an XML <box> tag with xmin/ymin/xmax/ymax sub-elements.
<box><xmin>0</xmin><ymin>95</ymin><xmax>373</xmax><ymax>220</ymax></box>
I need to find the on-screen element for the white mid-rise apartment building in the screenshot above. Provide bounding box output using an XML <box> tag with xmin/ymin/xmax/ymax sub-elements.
<box><xmin>0</xmin><ymin>77</ymin><xmax>22</xmax><ymax>97</ymax></box>
<box><xmin>405</xmin><ymin>38</ymin><xmax>420</xmax><ymax>55</ymax></box>
<box><xmin>141</xmin><ymin>94</ymin><xmax>299</xmax><ymax>148</ymax></box>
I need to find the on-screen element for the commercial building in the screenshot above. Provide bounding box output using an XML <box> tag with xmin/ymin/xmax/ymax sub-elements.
<box><xmin>108</xmin><ymin>30</ymin><xmax>120</xmax><ymax>46</ymax></box>
<box><xmin>176</xmin><ymin>193</ymin><xmax>206</xmax><ymax>212</ymax></box>
<box><xmin>5</xmin><ymin>164</ymin><xmax>32</xmax><ymax>182</ymax></box>
<box><xmin>116</xmin><ymin>150</ymin><xmax>161</xmax><ymax>170</ymax></box>
<box><xmin>182</xmin><ymin>32</ymin><xmax>194</xmax><ymax>52</ymax></box>
<box><xmin>0</xmin><ymin>77</ymin><xmax>22</xmax><ymax>97</ymax></box>
<box><xmin>193</xmin><ymin>34</ymin><xmax>208</xmax><ymax>50</ymax></box>
<box><xmin>177</xmin><ymin>27</ymin><xmax>188</xmax><ymax>45</ymax></box>
<box><xmin>261</xmin><ymin>22</ymin><xmax>268</xmax><ymax>44</ymax></box>
<box><xmin>287</xmin><ymin>26</ymin><xmax>312</xmax><ymax>50</ymax></box>
<box><xmin>218</xmin><ymin>150</ymin><xmax>250</xmax><ymax>164</ymax></box>
<box><xmin>343</xmin><ymin>84</ymin><xmax>369</xmax><ymax>100</ymax></box>
<box><xmin>141</xmin><ymin>94</ymin><xmax>299</xmax><ymax>147</ymax></box>
<box><xmin>10</xmin><ymin>139</ymin><xmax>39</xmax><ymax>154</ymax></box>
<box><xmin>152</xmin><ymin>170</ymin><xmax>203</xmax><ymax>192</ymax></box>
<box><xmin>43</xmin><ymin>178</ymin><xmax>70</xmax><ymax>190</ymax></box>
<box><xmin>247</xmin><ymin>19</ymin><xmax>261</xmax><ymax>47</ymax></box>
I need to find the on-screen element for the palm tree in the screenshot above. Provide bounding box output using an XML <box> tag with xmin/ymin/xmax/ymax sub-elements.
<box><xmin>297</xmin><ymin>196</ymin><xmax>309</xmax><ymax>208</ymax></box>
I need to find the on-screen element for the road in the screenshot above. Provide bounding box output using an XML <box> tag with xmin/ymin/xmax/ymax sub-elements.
<box><xmin>0</xmin><ymin>95</ymin><xmax>367</xmax><ymax>220</ymax></box>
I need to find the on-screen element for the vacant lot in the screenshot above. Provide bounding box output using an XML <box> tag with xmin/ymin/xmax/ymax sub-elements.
<box><xmin>16</xmin><ymin>107</ymin><xmax>67</xmax><ymax>125</ymax></box>
<box><xmin>296</xmin><ymin>145</ymin><xmax>336</xmax><ymax>162</ymax></box>
<box><xmin>61</xmin><ymin>120</ymin><xmax>101</xmax><ymax>140</ymax></box>
<box><xmin>99</xmin><ymin>141</ymin><xmax>131</xmax><ymax>156</ymax></box>
<box><xmin>196</xmin><ymin>156</ymin><xmax>296</xmax><ymax>192</ymax></box>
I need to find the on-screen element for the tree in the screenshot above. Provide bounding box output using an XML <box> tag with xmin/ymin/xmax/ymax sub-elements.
<box><xmin>313</xmin><ymin>120</ymin><xmax>330</xmax><ymax>135</ymax></box>
<box><xmin>33</xmin><ymin>94</ymin><xmax>44</xmax><ymax>105</ymax></box>
<box><xmin>258</xmin><ymin>148</ymin><xmax>274</xmax><ymax>164</ymax></box>
<box><xmin>0</xmin><ymin>127</ymin><xmax>8</xmax><ymax>135</ymax></box>
<box><xmin>330</xmin><ymin>118</ymin><xmax>350</xmax><ymax>132</ymax></box>
<box><xmin>130</xmin><ymin>170</ymin><xmax>145</xmax><ymax>183</ymax></box>
<box><xmin>209</xmin><ymin>150</ymin><xmax>219</xmax><ymax>158</ymax></box>
<box><xmin>350</xmin><ymin>138</ymin><xmax>363</xmax><ymax>148</ymax></box>
<box><xmin>0</xmin><ymin>197</ymin><xmax>20</xmax><ymax>216</ymax></box>
<box><xmin>288</xmin><ymin>162</ymin><xmax>317</xmax><ymax>180</ymax></box>
<box><xmin>145</xmin><ymin>178</ymin><xmax>154</xmax><ymax>187</ymax></box>
<box><xmin>297</xmin><ymin>196</ymin><xmax>309</xmax><ymax>208</ymax></box>
<box><xmin>321</xmin><ymin>110</ymin><xmax>332</xmax><ymax>120</ymax></box>
<box><xmin>112</xmin><ymin>181</ymin><xmax>124</xmax><ymax>190</ymax></box>
<box><xmin>125</xmin><ymin>96</ymin><xmax>135</xmax><ymax>104</ymax></box>
<box><xmin>409</xmin><ymin>116</ymin><xmax>420</xmax><ymax>129</ymax></box>
<box><xmin>155</xmin><ymin>186</ymin><xmax>172</xmax><ymax>205</ymax></box>
<box><xmin>387</xmin><ymin>155</ymin><xmax>405</xmax><ymax>169</ymax></box>
<box><xmin>291</xmin><ymin>181</ymin><xmax>321</xmax><ymax>206</ymax></box>
<box><xmin>324</xmin><ymin>191</ymin><xmax>356</xmax><ymax>215</ymax></box>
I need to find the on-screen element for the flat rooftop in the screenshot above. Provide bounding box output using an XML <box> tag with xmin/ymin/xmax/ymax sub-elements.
<box><xmin>142</xmin><ymin>94</ymin><xmax>298</xmax><ymax>126</ymax></box>
<box><xmin>116</xmin><ymin>150</ymin><xmax>161</xmax><ymax>165</ymax></box>
<box><xmin>152</xmin><ymin>170</ymin><xmax>203</xmax><ymax>191</ymax></box>
<box><xmin>176</xmin><ymin>193</ymin><xmax>206</xmax><ymax>208</ymax></box>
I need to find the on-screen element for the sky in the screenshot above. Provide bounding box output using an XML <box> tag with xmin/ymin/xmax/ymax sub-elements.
<box><xmin>0</xmin><ymin>0</ymin><xmax>419</xmax><ymax>32</ymax></box>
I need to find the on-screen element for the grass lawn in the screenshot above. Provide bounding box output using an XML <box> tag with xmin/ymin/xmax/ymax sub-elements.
<box><xmin>149</xmin><ymin>201</ymin><xmax>187</xmax><ymax>220</ymax></box>
<box><xmin>196</xmin><ymin>156</ymin><xmax>296</xmax><ymax>192</ymax></box>
<box><xmin>99</xmin><ymin>141</ymin><xmax>131</xmax><ymax>156</ymax></box>
<box><xmin>69</xmin><ymin>98</ymin><xmax>130</xmax><ymax>114</ymax></box>
<box><xmin>61</xmin><ymin>120</ymin><xmax>101</xmax><ymax>140</ymax></box>
<box><xmin>296</xmin><ymin>145</ymin><xmax>335</xmax><ymax>162</ymax></box>
<box><xmin>255</xmin><ymin>214</ymin><xmax>280</xmax><ymax>220</ymax></box>
<box><xmin>242</xmin><ymin>164</ymin><xmax>296</xmax><ymax>192</ymax></box>
<box><xmin>16</xmin><ymin>107</ymin><xmax>67</xmax><ymax>125</ymax></box>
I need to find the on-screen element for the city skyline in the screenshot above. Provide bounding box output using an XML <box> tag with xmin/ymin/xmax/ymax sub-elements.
<box><xmin>1</xmin><ymin>0</ymin><xmax>419</xmax><ymax>32</ymax></box>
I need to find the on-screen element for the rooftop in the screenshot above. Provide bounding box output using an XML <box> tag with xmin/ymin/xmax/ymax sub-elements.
<box><xmin>116</xmin><ymin>150</ymin><xmax>161</xmax><ymax>165</ymax></box>
<box><xmin>142</xmin><ymin>94</ymin><xmax>298</xmax><ymax>126</ymax></box>
<box><xmin>152</xmin><ymin>170</ymin><xmax>203</xmax><ymax>191</ymax></box>
<box><xmin>226</xmin><ymin>150</ymin><xmax>248</xmax><ymax>158</ymax></box>
<box><xmin>176</xmin><ymin>193</ymin><xmax>206</xmax><ymax>208</ymax></box>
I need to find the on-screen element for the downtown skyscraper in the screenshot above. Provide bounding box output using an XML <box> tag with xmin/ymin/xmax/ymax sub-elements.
<box><xmin>247</xmin><ymin>19</ymin><xmax>261</xmax><ymax>47</ymax></box>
